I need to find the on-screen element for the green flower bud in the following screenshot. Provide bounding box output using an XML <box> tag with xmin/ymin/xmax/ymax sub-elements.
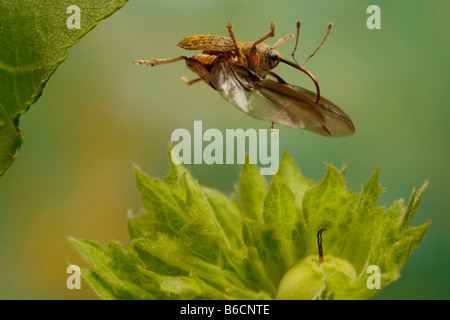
<box><xmin>276</xmin><ymin>228</ymin><xmax>357</xmax><ymax>300</ymax></box>
<box><xmin>275</xmin><ymin>254</ymin><xmax>357</xmax><ymax>300</ymax></box>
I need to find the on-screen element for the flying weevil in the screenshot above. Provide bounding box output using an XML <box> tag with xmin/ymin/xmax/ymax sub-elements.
<box><xmin>134</xmin><ymin>22</ymin><xmax>355</xmax><ymax>137</ymax></box>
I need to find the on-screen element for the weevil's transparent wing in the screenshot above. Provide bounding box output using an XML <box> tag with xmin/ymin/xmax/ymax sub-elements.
<box><xmin>288</xmin><ymin>83</ymin><xmax>355</xmax><ymax>136</ymax></box>
<box><xmin>210</xmin><ymin>60</ymin><xmax>326</xmax><ymax>130</ymax></box>
<box><xmin>210</xmin><ymin>59</ymin><xmax>355</xmax><ymax>137</ymax></box>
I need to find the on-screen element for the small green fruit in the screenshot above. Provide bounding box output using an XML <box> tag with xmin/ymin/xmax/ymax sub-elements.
<box><xmin>275</xmin><ymin>254</ymin><xmax>357</xmax><ymax>300</ymax></box>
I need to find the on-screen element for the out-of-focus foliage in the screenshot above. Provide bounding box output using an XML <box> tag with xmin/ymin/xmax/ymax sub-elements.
<box><xmin>0</xmin><ymin>0</ymin><xmax>129</xmax><ymax>176</ymax></box>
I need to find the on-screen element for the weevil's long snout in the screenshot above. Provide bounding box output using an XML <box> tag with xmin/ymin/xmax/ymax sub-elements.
<box><xmin>279</xmin><ymin>58</ymin><xmax>321</xmax><ymax>104</ymax></box>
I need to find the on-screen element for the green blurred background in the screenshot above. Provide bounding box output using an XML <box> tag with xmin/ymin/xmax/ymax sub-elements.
<box><xmin>0</xmin><ymin>0</ymin><xmax>449</xmax><ymax>299</ymax></box>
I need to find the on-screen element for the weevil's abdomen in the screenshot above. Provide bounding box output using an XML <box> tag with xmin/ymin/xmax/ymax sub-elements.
<box><xmin>192</xmin><ymin>54</ymin><xmax>218</xmax><ymax>66</ymax></box>
<box><xmin>177</xmin><ymin>35</ymin><xmax>237</xmax><ymax>52</ymax></box>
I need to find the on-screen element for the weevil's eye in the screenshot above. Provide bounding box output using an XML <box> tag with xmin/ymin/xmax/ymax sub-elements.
<box><xmin>267</xmin><ymin>49</ymin><xmax>279</xmax><ymax>68</ymax></box>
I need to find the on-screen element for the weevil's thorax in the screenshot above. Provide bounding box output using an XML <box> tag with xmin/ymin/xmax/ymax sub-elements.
<box><xmin>239</xmin><ymin>43</ymin><xmax>280</xmax><ymax>77</ymax></box>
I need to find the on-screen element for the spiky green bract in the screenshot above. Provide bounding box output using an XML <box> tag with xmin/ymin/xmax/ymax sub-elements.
<box><xmin>70</xmin><ymin>148</ymin><xmax>430</xmax><ymax>300</ymax></box>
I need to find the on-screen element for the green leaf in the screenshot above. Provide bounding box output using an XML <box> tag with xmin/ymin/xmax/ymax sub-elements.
<box><xmin>71</xmin><ymin>148</ymin><xmax>430</xmax><ymax>300</ymax></box>
<box><xmin>80</xmin><ymin>269</ymin><xmax>118</xmax><ymax>300</ymax></box>
<box><xmin>261</xmin><ymin>175</ymin><xmax>307</xmax><ymax>283</ymax></box>
<box><xmin>0</xmin><ymin>0</ymin><xmax>129</xmax><ymax>176</ymax></box>
<box><xmin>131</xmin><ymin>165</ymin><xmax>186</xmax><ymax>239</ymax></box>
<box><xmin>302</xmin><ymin>164</ymin><xmax>359</xmax><ymax>258</ymax></box>
<box><xmin>204</xmin><ymin>187</ymin><xmax>245</xmax><ymax>250</ymax></box>
<box><xmin>179</xmin><ymin>172</ymin><xmax>231</xmax><ymax>261</ymax></box>
<box><xmin>236</xmin><ymin>155</ymin><xmax>267</xmax><ymax>222</ymax></box>
<box><xmin>276</xmin><ymin>151</ymin><xmax>314</xmax><ymax>209</ymax></box>
<box><xmin>399</xmin><ymin>181</ymin><xmax>429</xmax><ymax>231</ymax></box>
<box><xmin>69</xmin><ymin>237</ymin><xmax>157</xmax><ymax>299</ymax></box>
<box><xmin>339</xmin><ymin>165</ymin><xmax>386</xmax><ymax>272</ymax></box>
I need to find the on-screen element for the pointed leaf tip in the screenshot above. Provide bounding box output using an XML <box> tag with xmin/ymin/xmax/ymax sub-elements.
<box><xmin>400</xmin><ymin>180</ymin><xmax>430</xmax><ymax>230</ymax></box>
<box><xmin>358</xmin><ymin>164</ymin><xmax>383</xmax><ymax>208</ymax></box>
<box><xmin>237</xmin><ymin>158</ymin><xmax>267</xmax><ymax>222</ymax></box>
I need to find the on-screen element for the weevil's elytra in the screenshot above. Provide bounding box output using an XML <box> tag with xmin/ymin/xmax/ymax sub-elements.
<box><xmin>134</xmin><ymin>22</ymin><xmax>355</xmax><ymax>137</ymax></box>
<box><xmin>177</xmin><ymin>35</ymin><xmax>235</xmax><ymax>52</ymax></box>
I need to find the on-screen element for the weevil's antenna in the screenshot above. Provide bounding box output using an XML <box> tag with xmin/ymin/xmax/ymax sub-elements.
<box><xmin>302</xmin><ymin>22</ymin><xmax>333</xmax><ymax>67</ymax></box>
<box><xmin>277</xmin><ymin>21</ymin><xmax>324</xmax><ymax>104</ymax></box>
<box><xmin>291</xmin><ymin>21</ymin><xmax>301</xmax><ymax>66</ymax></box>
<box><xmin>271</xmin><ymin>33</ymin><xmax>294</xmax><ymax>50</ymax></box>
<box><xmin>317</xmin><ymin>228</ymin><xmax>327</xmax><ymax>264</ymax></box>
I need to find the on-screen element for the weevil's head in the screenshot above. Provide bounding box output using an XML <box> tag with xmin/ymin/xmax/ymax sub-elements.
<box><xmin>266</xmin><ymin>47</ymin><xmax>281</xmax><ymax>69</ymax></box>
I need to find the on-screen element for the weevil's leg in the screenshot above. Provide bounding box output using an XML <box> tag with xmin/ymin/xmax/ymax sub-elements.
<box><xmin>270</xmin><ymin>122</ymin><xmax>277</xmax><ymax>138</ymax></box>
<box><xmin>226</xmin><ymin>24</ymin><xmax>248</xmax><ymax>65</ymax></box>
<box><xmin>226</xmin><ymin>23</ymin><xmax>240</xmax><ymax>54</ymax></box>
<box><xmin>270</xmin><ymin>101</ymin><xmax>293</xmax><ymax>137</ymax></box>
<box><xmin>133</xmin><ymin>56</ymin><xmax>188</xmax><ymax>67</ymax></box>
<box><xmin>252</xmin><ymin>22</ymin><xmax>276</xmax><ymax>47</ymax></box>
<box><xmin>268</xmin><ymin>71</ymin><xmax>288</xmax><ymax>84</ymax></box>
<box><xmin>302</xmin><ymin>22</ymin><xmax>333</xmax><ymax>67</ymax></box>
<box><xmin>181</xmin><ymin>76</ymin><xmax>202</xmax><ymax>86</ymax></box>
<box><xmin>272</xmin><ymin>33</ymin><xmax>294</xmax><ymax>49</ymax></box>
<box><xmin>133</xmin><ymin>60</ymin><xmax>152</xmax><ymax>65</ymax></box>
